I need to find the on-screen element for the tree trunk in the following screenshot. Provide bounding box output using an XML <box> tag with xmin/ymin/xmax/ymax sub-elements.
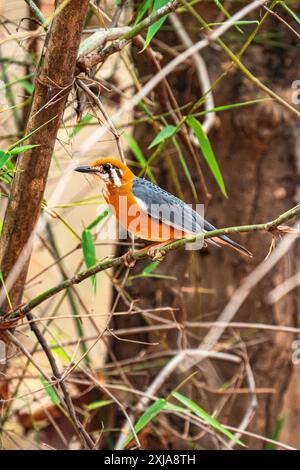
<box><xmin>112</xmin><ymin>4</ymin><xmax>300</xmax><ymax>449</ymax></box>
<box><xmin>0</xmin><ymin>0</ymin><xmax>89</xmax><ymax>411</ymax></box>
<box><xmin>0</xmin><ymin>0</ymin><xmax>89</xmax><ymax>313</ymax></box>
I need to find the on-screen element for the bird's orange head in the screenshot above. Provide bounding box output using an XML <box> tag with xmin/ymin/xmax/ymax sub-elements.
<box><xmin>75</xmin><ymin>157</ymin><xmax>135</xmax><ymax>187</ymax></box>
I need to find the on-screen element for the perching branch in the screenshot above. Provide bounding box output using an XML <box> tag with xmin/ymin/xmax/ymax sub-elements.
<box><xmin>4</xmin><ymin>203</ymin><xmax>300</xmax><ymax>325</ymax></box>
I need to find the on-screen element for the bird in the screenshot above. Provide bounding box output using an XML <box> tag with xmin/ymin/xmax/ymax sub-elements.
<box><xmin>75</xmin><ymin>157</ymin><xmax>252</xmax><ymax>259</ymax></box>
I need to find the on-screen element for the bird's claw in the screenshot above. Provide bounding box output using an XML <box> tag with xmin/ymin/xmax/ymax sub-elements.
<box><xmin>147</xmin><ymin>247</ymin><xmax>165</xmax><ymax>262</ymax></box>
<box><xmin>122</xmin><ymin>251</ymin><xmax>136</xmax><ymax>268</ymax></box>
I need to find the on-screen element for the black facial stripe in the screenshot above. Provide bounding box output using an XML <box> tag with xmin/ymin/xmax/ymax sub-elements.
<box><xmin>108</xmin><ymin>170</ymin><xmax>114</xmax><ymax>183</ymax></box>
<box><xmin>115</xmin><ymin>168</ymin><xmax>123</xmax><ymax>180</ymax></box>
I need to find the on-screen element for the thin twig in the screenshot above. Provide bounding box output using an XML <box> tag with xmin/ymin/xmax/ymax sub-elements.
<box><xmin>77</xmin><ymin>78</ymin><xmax>126</xmax><ymax>163</ymax></box>
<box><xmin>25</xmin><ymin>311</ymin><xmax>95</xmax><ymax>449</ymax></box>
<box><xmin>110</xmin><ymin>0</ymin><xmax>128</xmax><ymax>28</ymax></box>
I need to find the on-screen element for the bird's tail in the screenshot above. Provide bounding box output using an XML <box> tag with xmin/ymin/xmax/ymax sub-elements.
<box><xmin>208</xmin><ymin>234</ymin><xmax>252</xmax><ymax>258</ymax></box>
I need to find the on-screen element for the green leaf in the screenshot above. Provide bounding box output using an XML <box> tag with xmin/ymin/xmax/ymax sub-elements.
<box><xmin>265</xmin><ymin>414</ymin><xmax>286</xmax><ymax>450</ymax></box>
<box><xmin>9</xmin><ymin>144</ymin><xmax>40</xmax><ymax>155</ymax></box>
<box><xmin>86</xmin><ymin>400</ymin><xmax>113</xmax><ymax>411</ymax></box>
<box><xmin>186</xmin><ymin>116</ymin><xmax>227</xmax><ymax>198</ymax></box>
<box><xmin>40</xmin><ymin>377</ymin><xmax>60</xmax><ymax>406</ymax></box>
<box><xmin>135</xmin><ymin>0</ymin><xmax>153</xmax><ymax>24</ymax></box>
<box><xmin>142</xmin><ymin>261</ymin><xmax>160</xmax><ymax>275</ymax></box>
<box><xmin>50</xmin><ymin>340</ymin><xmax>70</xmax><ymax>364</ymax></box>
<box><xmin>18</xmin><ymin>79</ymin><xmax>34</xmax><ymax>94</ymax></box>
<box><xmin>0</xmin><ymin>145</ymin><xmax>40</xmax><ymax>171</ymax></box>
<box><xmin>82</xmin><ymin>229</ymin><xmax>97</xmax><ymax>292</ymax></box>
<box><xmin>148</xmin><ymin>125</ymin><xmax>177</xmax><ymax>149</ymax></box>
<box><xmin>144</xmin><ymin>0</ymin><xmax>170</xmax><ymax>49</ymax></box>
<box><xmin>0</xmin><ymin>150</ymin><xmax>10</xmax><ymax>170</ymax></box>
<box><xmin>87</xmin><ymin>208</ymin><xmax>109</xmax><ymax>230</ymax></box>
<box><xmin>172</xmin><ymin>392</ymin><xmax>245</xmax><ymax>446</ymax></box>
<box><xmin>124</xmin><ymin>398</ymin><xmax>166</xmax><ymax>447</ymax></box>
<box><xmin>124</xmin><ymin>132</ymin><xmax>156</xmax><ymax>182</ymax></box>
<box><xmin>163</xmin><ymin>402</ymin><xmax>190</xmax><ymax>413</ymax></box>
<box><xmin>172</xmin><ymin>137</ymin><xmax>197</xmax><ymax>200</ymax></box>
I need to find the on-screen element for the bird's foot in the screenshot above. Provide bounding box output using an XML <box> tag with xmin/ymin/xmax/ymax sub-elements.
<box><xmin>122</xmin><ymin>251</ymin><xmax>136</xmax><ymax>269</ymax></box>
<box><xmin>147</xmin><ymin>246</ymin><xmax>166</xmax><ymax>262</ymax></box>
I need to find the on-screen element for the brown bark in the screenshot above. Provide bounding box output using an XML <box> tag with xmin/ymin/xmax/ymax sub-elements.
<box><xmin>112</xmin><ymin>5</ymin><xmax>300</xmax><ymax>449</ymax></box>
<box><xmin>0</xmin><ymin>0</ymin><xmax>89</xmax><ymax>418</ymax></box>
<box><xmin>0</xmin><ymin>0</ymin><xmax>89</xmax><ymax>313</ymax></box>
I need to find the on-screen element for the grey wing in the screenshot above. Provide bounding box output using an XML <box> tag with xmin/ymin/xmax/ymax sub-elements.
<box><xmin>131</xmin><ymin>178</ymin><xmax>252</xmax><ymax>257</ymax></box>
<box><xmin>131</xmin><ymin>177</ymin><xmax>207</xmax><ymax>234</ymax></box>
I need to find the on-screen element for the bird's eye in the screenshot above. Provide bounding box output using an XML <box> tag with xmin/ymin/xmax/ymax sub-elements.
<box><xmin>102</xmin><ymin>163</ymin><xmax>112</xmax><ymax>172</ymax></box>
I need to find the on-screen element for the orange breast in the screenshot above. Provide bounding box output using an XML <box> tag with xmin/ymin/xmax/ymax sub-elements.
<box><xmin>104</xmin><ymin>183</ymin><xmax>185</xmax><ymax>242</ymax></box>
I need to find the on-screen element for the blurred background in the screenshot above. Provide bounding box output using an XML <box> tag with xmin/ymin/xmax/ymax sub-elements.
<box><xmin>0</xmin><ymin>0</ymin><xmax>300</xmax><ymax>450</ymax></box>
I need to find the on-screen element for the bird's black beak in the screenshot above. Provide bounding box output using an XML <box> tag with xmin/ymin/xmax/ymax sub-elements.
<box><xmin>74</xmin><ymin>165</ymin><xmax>96</xmax><ymax>174</ymax></box>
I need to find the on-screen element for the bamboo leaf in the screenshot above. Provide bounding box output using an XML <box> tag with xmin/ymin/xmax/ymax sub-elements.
<box><xmin>18</xmin><ymin>79</ymin><xmax>34</xmax><ymax>94</ymax></box>
<box><xmin>135</xmin><ymin>0</ymin><xmax>153</xmax><ymax>24</ymax></box>
<box><xmin>50</xmin><ymin>340</ymin><xmax>70</xmax><ymax>364</ymax></box>
<box><xmin>148</xmin><ymin>125</ymin><xmax>177</xmax><ymax>149</ymax></box>
<box><xmin>172</xmin><ymin>136</ymin><xmax>198</xmax><ymax>199</ymax></box>
<box><xmin>9</xmin><ymin>144</ymin><xmax>40</xmax><ymax>155</ymax></box>
<box><xmin>265</xmin><ymin>414</ymin><xmax>286</xmax><ymax>450</ymax></box>
<box><xmin>144</xmin><ymin>0</ymin><xmax>170</xmax><ymax>49</ymax></box>
<box><xmin>172</xmin><ymin>392</ymin><xmax>245</xmax><ymax>446</ymax></box>
<box><xmin>87</xmin><ymin>208</ymin><xmax>109</xmax><ymax>230</ymax></box>
<box><xmin>40</xmin><ymin>377</ymin><xmax>60</xmax><ymax>406</ymax></box>
<box><xmin>124</xmin><ymin>398</ymin><xmax>166</xmax><ymax>447</ymax></box>
<box><xmin>142</xmin><ymin>261</ymin><xmax>160</xmax><ymax>275</ymax></box>
<box><xmin>0</xmin><ymin>145</ymin><xmax>40</xmax><ymax>170</ymax></box>
<box><xmin>186</xmin><ymin>115</ymin><xmax>227</xmax><ymax>198</ymax></box>
<box><xmin>163</xmin><ymin>402</ymin><xmax>190</xmax><ymax>413</ymax></box>
<box><xmin>82</xmin><ymin>229</ymin><xmax>97</xmax><ymax>292</ymax></box>
<box><xmin>0</xmin><ymin>151</ymin><xmax>10</xmax><ymax>170</ymax></box>
<box><xmin>86</xmin><ymin>400</ymin><xmax>113</xmax><ymax>411</ymax></box>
